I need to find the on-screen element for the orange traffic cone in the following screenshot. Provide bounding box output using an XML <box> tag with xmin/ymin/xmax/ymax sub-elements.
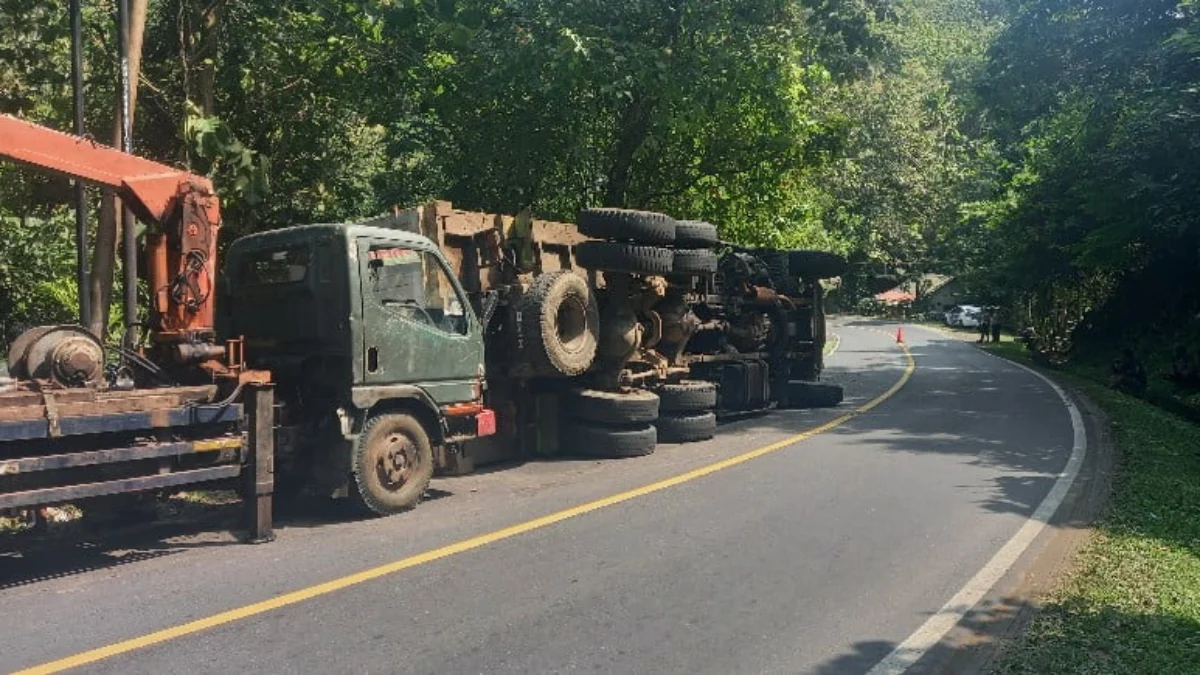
<box><xmin>895</xmin><ymin>326</ymin><xmax>904</xmax><ymax>344</ymax></box>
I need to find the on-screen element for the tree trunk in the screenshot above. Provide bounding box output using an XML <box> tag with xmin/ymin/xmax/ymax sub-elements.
<box><xmin>603</xmin><ymin>96</ymin><xmax>654</xmax><ymax>208</ymax></box>
<box><xmin>195</xmin><ymin>2</ymin><xmax>224</xmax><ymax>116</ymax></box>
<box><xmin>88</xmin><ymin>0</ymin><xmax>149</xmax><ymax>338</ymax></box>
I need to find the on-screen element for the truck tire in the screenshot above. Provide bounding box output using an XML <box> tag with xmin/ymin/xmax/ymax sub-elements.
<box><xmin>788</xmin><ymin>250</ymin><xmax>847</xmax><ymax>280</ymax></box>
<box><xmin>781</xmin><ymin>380</ymin><xmax>843</xmax><ymax>409</ymax></box>
<box><xmin>654</xmin><ymin>380</ymin><xmax>718</xmax><ymax>412</ymax></box>
<box><xmin>566</xmin><ymin>388</ymin><xmax>660</xmax><ymax>425</ymax></box>
<box><xmin>521</xmin><ymin>271</ymin><xmax>600</xmax><ymax>377</ymax></box>
<box><xmin>758</xmin><ymin>250</ymin><xmax>799</xmax><ymax>295</ymax></box>
<box><xmin>578</xmin><ymin>208</ymin><xmax>676</xmax><ymax>245</ymax></box>
<box><xmin>567</xmin><ymin>420</ymin><xmax>658</xmax><ymax>458</ymax></box>
<box><xmin>791</xmin><ymin>357</ymin><xmax>818</xmax><ymax>381</ymax></box>
<box><xmin>675</xmin><ymin>220</ymin><xmax>719</xmax><ymax>248</ymax></box>
<box><xmin>671</xmin><ymin>249</ymin><xmax>718</xmax><ymax>275</ymax></box>
<box><xmin>657</xmin><ymin>412</ymin><xmax>717</xmax><ymax>443</ymax></box>
<box><xmin>350</xmin><ymin>412</ymin><xmax>435</xmax><ymax>515</ymax></box>
<box><xmin>576</xmin><ymin>241</ymin><xmax>673</xmax><ymax>275</ymax></box>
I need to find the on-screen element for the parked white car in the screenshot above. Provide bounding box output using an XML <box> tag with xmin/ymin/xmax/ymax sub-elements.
<box><xmin>944</xmin><ymin>304</ymin><xmax>982</xmax><ymax>327</ymax></box>
<box><xmin>958</xmin><ymin>307</ymin><xmax>982</xmax><ymax>328</ymax></box>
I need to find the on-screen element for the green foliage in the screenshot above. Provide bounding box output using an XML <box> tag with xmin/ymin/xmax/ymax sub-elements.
<box><xmin>811</xmin><ymin>0</ymin><xmax>1006</xmax><ymax>288</ymax></box>
<box><xmin>183</xmin><ymin>102</ymin><xmax>270</xmax><ymax>207</ymax></box>
<box><xmin>0</xmin><ymin>212</ymin><xmax>80</xmax><ymax>339</ymax></box>
<box><xmin>986</xmin><ymin>346</ymin><xmax>1200</xmax><ymax>675</ymax></box>
<box><xmin>0</xmin><ymin>0</ymin><xmax>1014</xmax><ymax>335</ymax></box>
<box><xmin>966</xmin><ymin>0</ymin><xmax>1200</xmax><ymax>356</ymax></box>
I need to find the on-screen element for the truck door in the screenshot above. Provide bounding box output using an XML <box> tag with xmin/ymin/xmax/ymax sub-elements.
<box><xmin>357</xmin><ymin>239</ymin><xmax>483</xmax><ymax>404</ymax></box>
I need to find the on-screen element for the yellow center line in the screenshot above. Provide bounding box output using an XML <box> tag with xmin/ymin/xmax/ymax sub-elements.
<box><xmin>825</xmin><ymin>333</ymin><xmax>842</xmax><ymax>359</ymax></box>
<box><xmin>16</xmin><ymin>340</ymin><xmax>916</xmax><ymax>675</ymax></box>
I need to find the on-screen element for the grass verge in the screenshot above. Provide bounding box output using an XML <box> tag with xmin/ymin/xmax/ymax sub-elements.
<box><xmin>984</xmin><ymin>341</ymin><xmax>1200</xmax><ymax>674</ymax></box>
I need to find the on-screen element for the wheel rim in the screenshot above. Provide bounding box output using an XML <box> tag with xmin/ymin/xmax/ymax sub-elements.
<box><xmin>556</xmin><ymin>294</ymin><xmax>590</xmax><ymax>354</ymax></box>
<box><xmin>372</xmin><ymin>431</ymin><xmax>421</xmax><ymax>491</ymax></box>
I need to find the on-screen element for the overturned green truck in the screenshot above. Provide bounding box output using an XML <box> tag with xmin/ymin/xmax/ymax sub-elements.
<box><xmin>220</xmin><ymin>202</ymin><xmax>845</xmax><ymax>515</ymax></box>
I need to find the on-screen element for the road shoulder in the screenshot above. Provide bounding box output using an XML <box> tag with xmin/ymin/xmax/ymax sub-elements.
<box><xmin>902</xmin><ymin>327</ymin><xmax>1116</xmax><ymax>675</ymax></box>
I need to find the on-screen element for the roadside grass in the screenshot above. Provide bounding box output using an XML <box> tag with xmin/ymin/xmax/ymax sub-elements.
<box><xmin>984</xmin><ymin>341</ymin><xmax>1200</xmax><ymax>674</ymax></box>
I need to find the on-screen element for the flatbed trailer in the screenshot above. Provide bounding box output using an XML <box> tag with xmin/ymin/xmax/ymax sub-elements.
<box><xmin>0</xmin><ymin>383</ymin><xmax>274</xmax><ymax>540</ymax></box>
<box><xmin>0</xmin><ymin>114</ymin><xmax>277</xmax><ymax>542</ymax></box>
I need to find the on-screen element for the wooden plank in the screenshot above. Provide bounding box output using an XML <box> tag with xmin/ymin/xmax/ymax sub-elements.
<box><xmin>0</xmin><ymin>387</ymin><xmax>218</xmax><ymax>423</ymax></box>
<box><xmin>0</xmin><ymin>403</ymin><xmax>241</xmax><ymax>443</ymax></box>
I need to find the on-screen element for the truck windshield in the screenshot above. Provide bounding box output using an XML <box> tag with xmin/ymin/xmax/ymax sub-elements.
<box><xmin>367</xmin><ymin>246</ymin><xmax>468</xmax><ymax>335</ymax></box>
<box><xmin>240</xmin><ymin>245</ymin><xmax>311</xmax><ymax>286</ymax></box>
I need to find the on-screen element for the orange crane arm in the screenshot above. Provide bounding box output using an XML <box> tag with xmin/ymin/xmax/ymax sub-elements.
<box><xmin>0</xmin><ymin>114</ymin><xmax>222</xmax><ymax>343</ymax></box>
<box><xmin>0</xmin><ymin>114</ymin><xmax>216</xmax><ymax>225</ymax></box>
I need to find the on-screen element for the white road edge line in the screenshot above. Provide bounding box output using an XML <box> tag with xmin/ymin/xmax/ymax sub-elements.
<box><xmin>866</xmin><ymin>326</ymin><xmax>1088</xmax><ymax>675</ymax></box>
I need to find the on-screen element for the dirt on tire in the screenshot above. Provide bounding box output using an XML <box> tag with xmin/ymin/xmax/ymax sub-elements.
<box><xmin>657</xmin><ymin>411</ymin><xmax>717</xmax><ymax>443</ymax></box>
<box><xmin>350</xmin><ymin>412</ymin><xmax>435</xmax><ymax>515</ymax></box>
<box><xmin>565</xmin><ymin>388</ymin><xmax>660</xmax><ymax>425</ymax></box>
<box><xmin>519</xmin><ymin>271</ymin><xmax>600</xmax><ymax>378</ymax></box>
<box><xmin>564</xmin><ymin>420</ymin><xmax>658</xmax><ymax>458</ymax></box>
<box><xmin>654</xmin><ymin>380</ymin><xmax>718</xmax><ymax>412</ymax></box>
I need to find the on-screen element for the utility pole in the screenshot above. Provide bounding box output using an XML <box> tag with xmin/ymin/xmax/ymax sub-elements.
<box><xmin>117</xmin><ymin>0</ymin><xmax>137</xmax><ymax>349</ymax></box>
<box><xmin>69</xmin><ymin>0</ymin><xmax>90</xmax><ymax>328</ymax></box>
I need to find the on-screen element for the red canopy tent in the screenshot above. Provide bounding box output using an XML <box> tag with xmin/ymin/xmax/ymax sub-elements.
<box><xmin>875</xmin><ymin>288</ymin><xmax>916</xmax><ymax>304</ymax></box>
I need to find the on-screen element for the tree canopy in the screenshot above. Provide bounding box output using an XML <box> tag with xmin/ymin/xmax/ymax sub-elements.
<box><xmin>2</xmin><ymin>0</ymin><xmax>1197</xmax><ymax>359</ymax></box>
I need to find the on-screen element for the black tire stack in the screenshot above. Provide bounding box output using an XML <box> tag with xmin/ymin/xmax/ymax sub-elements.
<box><xmin>778</xmin><ymin>380</ymin><xmax>844</xmax><ymax>409</ymax></box>
<box><xmin>577</xmin><ymin>209</ymin><xmax>678</xmax><ymax>275</ymax></box>
<box><xmin>561</xmin><ymin>388</ymin><xmax>660</xmax><ymax>458</ymax></box>
<box><xmin>671</xmin><ymin>220</ymin><xmax>719</xmax><ymax>276</ymax></box>
<box><xmin>652</xmin><ymin>380</ymin><xmax>718</xmax><ymax>443</ymax></box>
<box><xmin>757</xmin><ymin>249</ymin><xmax>801</xmax><ymax>296</ymax></box>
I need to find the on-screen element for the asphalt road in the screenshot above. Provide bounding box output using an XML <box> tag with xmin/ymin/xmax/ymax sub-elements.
<box><xmin>0</xmin><ymin>320</ymin><xmax>1080</xmax><ymax>674</ymax></box>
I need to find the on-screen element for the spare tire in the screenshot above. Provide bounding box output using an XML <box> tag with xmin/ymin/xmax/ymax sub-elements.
<box><xmin>567</xmin><ymin>421</ymin><xmax>658</xmax><ymax>458</ymax></box>
<box><xmin>576</xmin><ymin>241</ymin><xmax>673</xmax><ymax>275</ymax></box>
<box><xmin>579</xmin><ymin>208</ymin><xmax>676</xmax><ymax>245</ymax></box>
<box><xmin>520</xmin><ymin>271</ymin><xmax>600</xmax><ymax>377</ymax></box>
<box><xmin>654</xmin><ymin>380</ymin><xmax>718</xmax><ymax>412</ymax></box>
<box><xmin>671</xmin><ymin>249</ymin><xmax>718</xmax><ymax>275</ymax></box>
<box><xmin>780</xmin><ymin>380</ymin><xmax>843</xmax><ymax>409</ymax></box>
<box><xmin>788</xmin><ymin>250</ymin><xmax>847</xmax><ymax>280</ymax></box>
<box><xmin>565</xmin><ymin>388</ymin><xmax>660</xmax><ymax>425</ymax></box>
<box><xmin>757</xmin><ymin>249</ymin><xmax>799</xmax><ymax>295</ymax></box>
<box><xmin>675</xmin><ymin>220</ymin><xmax>719</xmax><ymax>248</ymax></box>
<box><xmin>657</xmin><ymin>412</ymin><xmax>717</xmax><ymax>443</ymax></box>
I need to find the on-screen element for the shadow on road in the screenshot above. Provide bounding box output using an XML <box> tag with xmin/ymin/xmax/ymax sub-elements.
<box><xmin>0</xmin><ymin>320</ymin><xmax>1076</xmax><ymax>593</ymax></box>
<box><xmin>810</xmin><ymin>592</ymin><xmax>1200</xmax><ymax>674</ymax></box>
<box><xmin>0</xmin><ymin>489</ymin><xmax>456</xmax><ymax>590</ymax></box>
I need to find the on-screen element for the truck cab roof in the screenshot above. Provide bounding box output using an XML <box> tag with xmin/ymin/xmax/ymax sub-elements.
<box><xmin>228</xmin><ymin>221</ymin><xmax>438</xmax><ymax>253</ymax></box>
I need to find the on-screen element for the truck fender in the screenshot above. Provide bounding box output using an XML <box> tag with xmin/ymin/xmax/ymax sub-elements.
<box><xmin>348</xmin><ymin>385</ymin><xmax>446</xmax><ymax>443</ymax></box>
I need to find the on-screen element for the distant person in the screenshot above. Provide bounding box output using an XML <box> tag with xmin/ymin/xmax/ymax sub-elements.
<box><xmin>1110</xmin><ymin>348</ymin><xmax>1147</xmax><ymax>397</ymax></box>
<box><xmin>990</xmin><ymin>310</ymin><xmax>1002</xmax><ymax>343</ymax></box>
<box><xmin>978</xmin><ymin>309</ymin><xmax>990</xmax><ymax>343</ymax></box>
<box><xmin>1167</xmin><ymin>345</ymin><xmax>1199</xmax><ymax>388</ymax></box>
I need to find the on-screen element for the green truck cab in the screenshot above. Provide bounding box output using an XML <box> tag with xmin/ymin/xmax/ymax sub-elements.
<box><xmin>219</xmin><ymin>223</ymin><xmax>494</xmax><ymax>514</ymax></box>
